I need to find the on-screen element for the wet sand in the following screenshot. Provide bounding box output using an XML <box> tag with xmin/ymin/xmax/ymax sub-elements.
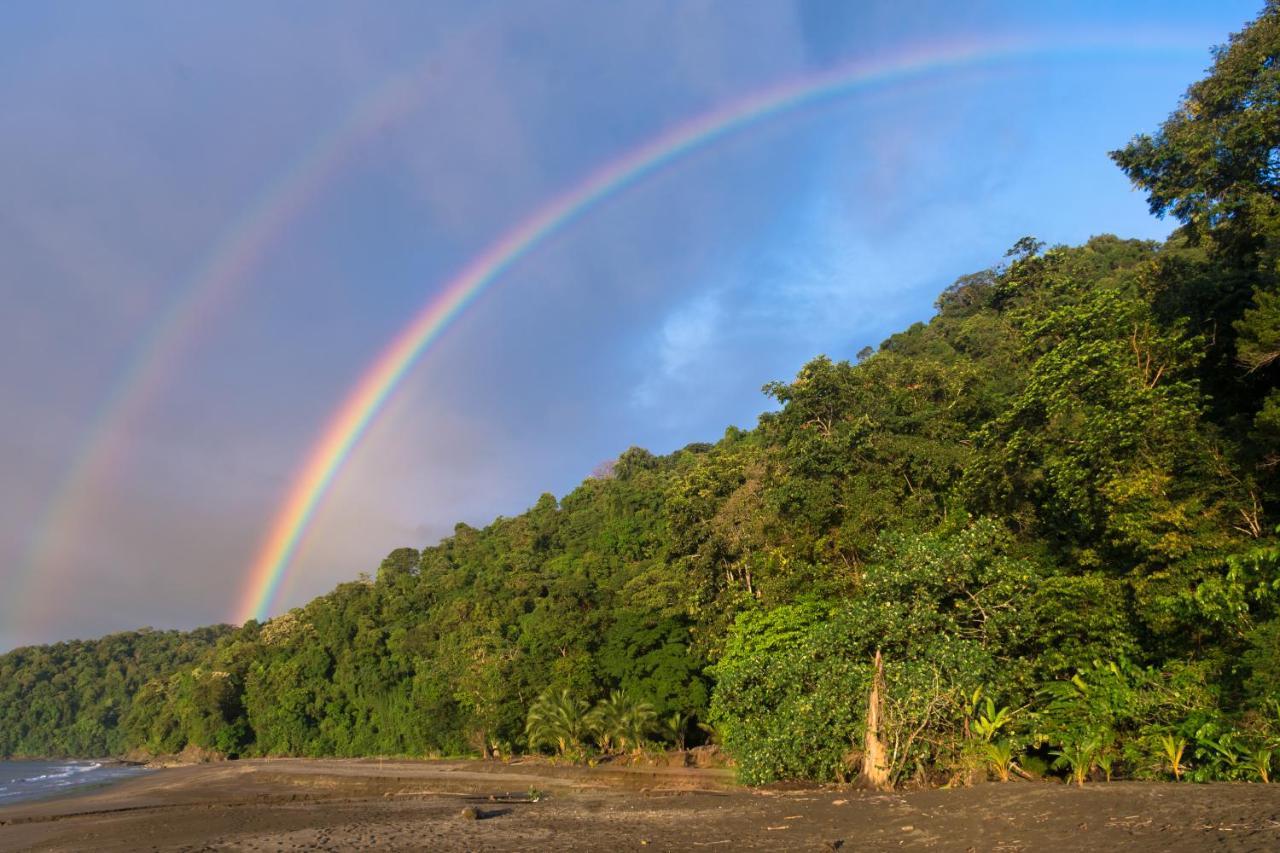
<box><xmin>1</xmin><ymin>757</ymin><xmax>1278</xmax><ymax>851</ymax></box>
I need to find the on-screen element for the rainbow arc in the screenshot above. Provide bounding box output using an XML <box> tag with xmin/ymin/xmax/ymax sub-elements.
<box><xmin>233</xmin><ymin>34</ymin><xmax>1204</xmax><ymax>623</ymax></box>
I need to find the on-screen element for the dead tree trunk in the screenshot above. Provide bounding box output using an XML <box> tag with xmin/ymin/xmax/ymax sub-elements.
<box><xmin>857</xmin><ymin>649</ymin><xmax>892</xmax><ymax>791</ymax></box>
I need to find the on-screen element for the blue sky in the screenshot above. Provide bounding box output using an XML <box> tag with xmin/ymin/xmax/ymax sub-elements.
<box><xmin>0</xmin><ymin>0</ymin><xmax>1264</xmax><ymax>649</ymax></box>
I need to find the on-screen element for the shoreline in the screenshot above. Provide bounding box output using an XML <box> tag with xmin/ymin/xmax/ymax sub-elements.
<box><xmin>0</xmin><ymin>758</ymin><xmax>151</xmax><ymax>810</ymax></box>
<box><xmin>2</xmin><ymin>758</ymin><xmax>1279</xmax><ymax>851</ymax></box>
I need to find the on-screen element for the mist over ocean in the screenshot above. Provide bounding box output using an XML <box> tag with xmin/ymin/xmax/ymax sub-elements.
<box><xmin>0</xmin><ymin>760</ymin><xmax>145</xmax><ymax>805</ymax></box>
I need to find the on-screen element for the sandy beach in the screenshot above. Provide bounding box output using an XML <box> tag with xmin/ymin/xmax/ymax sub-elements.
<box><xmin>0</xmin><ymin>758</ymin><xmax>1278</xmax><ymax>851</ymax></box>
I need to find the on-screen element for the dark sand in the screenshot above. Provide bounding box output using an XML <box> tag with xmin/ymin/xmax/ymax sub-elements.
<box><xmin>1</xmin><ymin>758</ymin><xmax>1278</xmax><ymax>851</ymax></box>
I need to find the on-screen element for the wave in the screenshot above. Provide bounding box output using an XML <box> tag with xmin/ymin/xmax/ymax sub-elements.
<box><xmin>20</xmin><ymin>762</ymin><xmax>102</xmax><ymax>783</ymax></box>
<box><xmin>0</xmin><ymin>760</ymin><xmax>142</xmax><ymax>805</ymax></box>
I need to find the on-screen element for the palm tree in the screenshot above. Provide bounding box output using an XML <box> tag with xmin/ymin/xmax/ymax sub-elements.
<box><xmin>666</xmin><ymin>711</ymin><xmax>692</xmax><ymax>751</ymax></box>
<box><xmin>588</xmin><ymin>691</ymin><xmax>657</xmax><ymax>754</ymax></box>
<box><xmin>525</xmin><ymin>689</ymin><xmax>589</xmax><ymax>756</ymax></box>
<box><xmin>1052</xmin><ymin>735</ymin><xmax>1101</xmax><ymax>787</ymax></box>
<box><xmin>617</xmin><ymin>695</ymin><xmax>657</xmax><ymax>754</ymax></box>
<box><xmin>587</xmin><ymin>693</ymin><xmax>622</xmax><ymax>753</ymax></box>
<box><xmin>1159</xmin><ymin>734</ymin><xmax>1187</xmax><ymax>781</ymax></box>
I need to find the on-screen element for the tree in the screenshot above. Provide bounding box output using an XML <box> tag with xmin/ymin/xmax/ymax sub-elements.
<box><xmin>1111</xmin><ymin>4</ymin><xmax>1280</xmax><ymax>249</ymax></box>
<box><xmin>587</xmin><ymin>691</ymin><xmax>657</xmax><ymax>754</ymax></box>
<box><xmin>525</xmin><ymin>689</ymin><xmax>590</xmax><ymax>758</ymax></box>
<box><xmin>1113</xmin><ymin>4</ymin><xmax>1280</xmax><ymax>461</ymax></box>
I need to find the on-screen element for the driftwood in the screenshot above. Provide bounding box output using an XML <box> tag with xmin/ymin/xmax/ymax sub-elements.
<box><xmin>856</xmin><ymin>649</ymin><xmax>893</xmax><ymax>791</ymax></box>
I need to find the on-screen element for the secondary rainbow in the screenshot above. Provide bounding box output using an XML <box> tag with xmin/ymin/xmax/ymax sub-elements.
<box><xmin>3</xmin><ymin>24</ymin><xmax>493</xmax><ymax>639</ymax></box>
<box><xmin>5</xmin><ymin>76</ymin><xmax>434</xmax><ymax>637</ymax></box>
<box><xmin>236</xmin><ymin>32</ymin><xmax>1208</xmax><ymax>624</ymax></box>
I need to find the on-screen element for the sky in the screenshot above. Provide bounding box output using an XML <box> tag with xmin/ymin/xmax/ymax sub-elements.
<box><xmin>0</xmin><ymin>0</ymin><xmax>1265</xmax><ymax>651</ymax></box>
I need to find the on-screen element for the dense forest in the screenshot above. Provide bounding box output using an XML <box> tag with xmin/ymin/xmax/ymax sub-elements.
<box><xmin>6</xmin><ymin>4</ymin><xmax>1280</xmax><ymax>787</ymax></box>
<box><xmin>0</xmin><ymin>627</ymin><xmax>232</xmax><ymax>757</ymax></box>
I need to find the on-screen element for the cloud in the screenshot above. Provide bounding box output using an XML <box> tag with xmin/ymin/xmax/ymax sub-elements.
<box><xmin>631</xmin><ymin>290</ymin><xmax>725</xmax><ymax>413</ymax></box>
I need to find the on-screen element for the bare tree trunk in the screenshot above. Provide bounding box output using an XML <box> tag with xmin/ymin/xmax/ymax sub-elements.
<box><xmin>857</xmin><ymin>649</ymin><xmax>892</xmax><ymax>791</ymax></box>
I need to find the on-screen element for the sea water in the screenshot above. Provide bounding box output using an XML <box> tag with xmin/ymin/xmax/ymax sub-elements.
<box><xmin>0</xmin><ymin>760</ymin><xmax>146</xmax><ymax>805</ymax></box>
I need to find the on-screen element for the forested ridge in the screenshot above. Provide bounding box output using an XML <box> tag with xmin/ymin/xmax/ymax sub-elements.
<box><xmin>8</xmin><ymin>3</ymin><xmax>1280</xmax><ymax>787</ymax></box>
<box><xmin>0</xmin><ymin>627</ymin><xmax>233</xmax><ymax>758</ymax></box>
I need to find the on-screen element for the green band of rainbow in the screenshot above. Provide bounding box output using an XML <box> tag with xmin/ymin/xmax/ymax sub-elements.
<box><xmin>234</xmin><ymin>32</ymin><xmax>1206</xmax><ymax>624</ymax></box>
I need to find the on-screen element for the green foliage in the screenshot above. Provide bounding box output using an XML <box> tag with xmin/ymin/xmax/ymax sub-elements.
<box><xmin>971</xmin><ymin>697</ymin><xmax>1013</xmax><ymax>743</ymax></box>
<box><xmin>586</xmin><ymin>691</ymin><xmax>657</xmax><ymax>754</ymax></box>
<box><xmin>1160</xmin><ymin>734</ymin><xmax>1188</xmax><ymax>781</ymax></box>
<box><xmin>665</xmin><ymin>710</ymin><xmax>693</xmax><ymax>751</ymax></box>
<box><xmin>1052</xmin><ymin>737</ymin><xmax>1101</xmax><ymax>787</ymax></box>
<box><xmin>1112</xmin><ymin>2</ymin><xmax>1280</xmax><ymax>243</ymax></box>
<box><xmin>1034</xmin><ymin>659</ymin><xmax>1216</xmax><ymax>783</ymax></box>
<box><xmin>708</xmin><ymin>603</ymin><xmax>867</xmax><ymax>784</ymax></box>
<box><xmin>1249</xmin><ymin>747</ymin><xmax>1272</xmax><ymax>783</ymax></box>
<box><xmin>525</xmin><ymin>689</ymin><xmax>590</xmax><ymax>758</ymax></box>
<box><xmin>124</xmin><ymin>666</ymin><xmax>249</xmax><ymax>756</ymax></box>
<box><xmin>0</xmin><ymin>627</ymin><xmax>231</xmax><ymax>758</ymax></box>
<box><xmin>598</xmin><ymin>612</ymin><xmax>708</xmax><ymax>721</ymax></box>
<box><xmin>982</xmin><ymin>739</ymin><xmax>1015</xmax><ymax>782</ymax></box>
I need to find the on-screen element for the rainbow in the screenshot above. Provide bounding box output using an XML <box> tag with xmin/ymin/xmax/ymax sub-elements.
<box><xmin>234</xmin><ymin>32</ymin><xmax>1207</xmax><ymax>623</ymax></box>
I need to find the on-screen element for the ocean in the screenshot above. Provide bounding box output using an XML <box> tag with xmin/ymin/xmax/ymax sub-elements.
<box><xmin>0</xmin><ymin>760</ymin><xmax>147</xmax><ymax>805</ymax></box>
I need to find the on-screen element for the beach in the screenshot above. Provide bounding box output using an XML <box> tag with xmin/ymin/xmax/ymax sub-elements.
<box><xmin>1</xmin><ymin>758</ymin><xmax>1278</xmax><ymax>851</ymax></box>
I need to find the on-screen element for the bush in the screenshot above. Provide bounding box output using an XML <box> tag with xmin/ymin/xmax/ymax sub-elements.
<box><xmin>709</xmin><ymin>603</ymin><xmax>868</xmax><ymax>784</ymax></box>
